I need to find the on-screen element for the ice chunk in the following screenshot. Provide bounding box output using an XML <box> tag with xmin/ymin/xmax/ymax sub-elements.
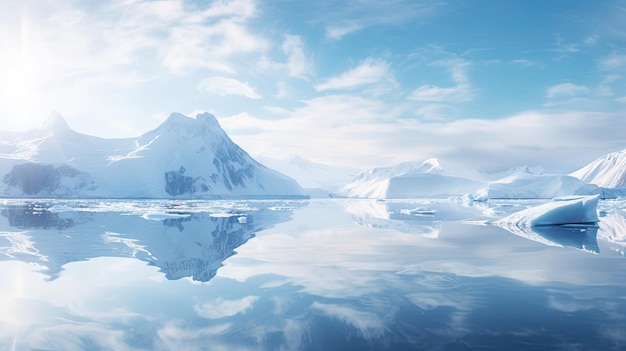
<box><xmin>400</xmin><ymin>208</ymin><xmax>438</xmax><ymax>216</ymax></box>
<box><xmin>495</xmin><ymin>195</ymin><xmax>599</xmax><ymax>227</ymax></box>
<box><xmin>141</xmin><ymin>212</ymin><xmax>191</xmax><ymax>221</ymax></box>
<box><xmin>492</xmin><ymin>195</ymin><xmax>600</xmax><ymax>253</ymax></box>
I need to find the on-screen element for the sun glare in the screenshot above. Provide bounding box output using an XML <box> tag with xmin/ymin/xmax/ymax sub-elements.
<box><xmin>0</xmin><ymin>15</ymin><xmax>44</xmax><ymax>131</ymax></box>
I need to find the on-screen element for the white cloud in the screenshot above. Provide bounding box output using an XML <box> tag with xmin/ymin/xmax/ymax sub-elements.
<box><xmin>0</xmin><ymin>0</ymin><xmax>265</xmax><ymax>77</ymax></box>
<box><xmin>161</xmin><ymin>20</ymin><xmax>267</xmax><ymax>74</ymax></box>
<box><xmin>408</xmin><ymin>84</ymin><xmax>471</xmax><ymax>102</ymax></box>
<box><xmin>315</xmin><ymin>58</ymin><xmax>391</xmax><ymax>91</ymax></box>
<box><xmin>546</xmin><ymin>83</ymin><xmax>590</xmax><ymax>98</ymax></box>
<box><xmin>197</xmin><ymin>77</ymin><xmax>262</xmax><ymax>99</ymax></box>
<box><xmin>326</xmin><ymin>23</ymin><xmax>363</xmax><ymax>40</ymax></box>
<box><xmin>194</xmin><ymin>296</ymin><xmax>260</xmax><ymax>319</ymax></box>
<box><xmin>408</xmin><ymin>60</ymin><xmax>472</xmax><ymax>102</ymax></box>
<box><xmin>414</xmin><ymin>104</ymin><xmax>456</xmax><ymax>121</ymax></box>
<box><xmin>321</xmin><ymin>0</ymin><xmax>443</xmax><ymax>40</ymax></box>
<box><xmin>282</xmin><ymin>34</ymin><xmax>312</xmax><ymax>78</ymax></box>
<box><xmin>220</xmin><ymin>92</ymin><xmax>626</xmax><ymax>172</ymax></box>
<box><xmin>195</xmin><ymin>0</ymin><xmax>257</xmax><ymax>19</ymax></box>
<box><xmin>510</xmin><ymin>59</ymin><xmax>539</xmax><ymax>68</ymax></box>
<box><xmin>599</xmin><ymin>53</ymin><xmax>626</xmax><ymax>70</ymax></box>
<box><xmin>616</xmin><ymin>96</ymin><xmax>626</xmax><ymax>103</ymax></box>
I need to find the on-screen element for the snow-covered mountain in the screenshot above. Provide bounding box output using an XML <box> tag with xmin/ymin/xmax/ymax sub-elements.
<box><xmin>570</xmin><ymin>148</ymin><xmax>626</xmax><ymax>188</ymax></box>
<box><xmin>340</xmin><ymin>158</ymin><xmax>485</xmax><ymax>199</ymax></box>
<box><xmin>339</xmin><ymin>157</ymin><xmax>626</xmax><ymax>200</ymax></box>
<box><xmin>255</xmin><ymin>155</ymin><xmax>359</xmax><ymax>197</ymax></box>
<box><xmin>0</xmin><ymin>112</ymin><xmax>306</xmax><ymax>198</ymax></box>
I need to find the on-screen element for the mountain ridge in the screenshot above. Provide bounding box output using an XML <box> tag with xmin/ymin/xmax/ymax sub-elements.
<box><xmin>0</xmin><ymin>112</ymin><xmax>306</xmax><ymax>199</ymax></box>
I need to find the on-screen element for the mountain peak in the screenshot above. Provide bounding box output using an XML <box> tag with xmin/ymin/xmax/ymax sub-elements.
<box><xmin>41</xmin><ymin>111</ymin><xmax>71</xmax><ymax>132</ymax></box>
<box><xmin>571</xmin><ymin>148</ymin><xmax>626</xmax><ymax>188</ymax></box>
<box><xmin>154</xmin><ymin>112</ymin><xmax>225</xmax><ymax>138</ymax></box>
<box><xmin>196</xmin><ymin>112</ymin><xmax>220</xmax><ymax>127</ymax></box>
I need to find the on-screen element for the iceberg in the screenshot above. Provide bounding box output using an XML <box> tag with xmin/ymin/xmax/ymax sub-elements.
<box><xmin>492</xmin><ymin>195</ymin><xmax>600</xmax><ymax>253</ymax></box>
<box><xmin>340</xmin><ymin>159</ymin><xmax>485</xmax><ymax>199</ymax></box>
<box><xmin>476</xmin><ymin>173</ymin><xmax>601</xmax><ymax>200</ymax></box>
<box><xmin>495</xmin><ymin>195</ymin><xmax>599</xmax><ymax>227</ymax></box>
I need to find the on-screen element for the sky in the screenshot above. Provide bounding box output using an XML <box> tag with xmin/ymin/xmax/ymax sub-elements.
<box><xmin>1</xmin><ymin>0</ymin><xmax>626</xmax><ymax>174</ymax></box>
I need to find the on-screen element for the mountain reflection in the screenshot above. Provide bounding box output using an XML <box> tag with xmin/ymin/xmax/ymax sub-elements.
<box><xmin>0</xmin><ymin>200</ymin><xmax>300</xmax><ymax>281</ymax></box>
<box><xmin>1</xmin><ymin>203</ymin><xmax>74</xmax><ymax>230</ymax></box>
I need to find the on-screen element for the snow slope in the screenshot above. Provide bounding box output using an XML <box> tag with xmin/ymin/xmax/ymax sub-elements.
<box><xmin>476</xmin><ymin>172</ymin><xmax>601</xmax><ymax>199</ymax></box>
<box><xmin>495</xmin><ymin>195</ymin><xmax>600</xmax><ymax>227</ymax></box>
<box><xmin>479</xmin><ymin>165</ymin><xmax>549</xmax><ymax>181</ymax></box>
<box><xmin>340</xmin><ymin>159</ymin><xmax>485</xmax><ymax>199</ymax></box>
<box><xmin>570</xmin><ymin>148</ymin><xmax>626</xmax><ymax>188</ymax></box>
<box><xmin>0</xmin><ymin>112</ymin><xmax>306</xmax><ymax>198</ymax></box>
<box><xmin>492</xmin><ymin>196</ymin><xmax>600</xmax><ymax>253</ymax></box>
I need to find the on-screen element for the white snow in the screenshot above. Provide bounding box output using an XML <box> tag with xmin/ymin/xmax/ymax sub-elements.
<box><xmin>571</xmin><ymin>148</ymin><xmax>626</xmax><ymax>188</ymax></box>
<box><xmin>339</xmin><ymin>158</ymin><xmax>612</xmax><ymax>200</ymax></box>
<box><xmin>476</xmin><ymin>173</ymin><xmax>601</xmax><ymax>199</ymax></box>
<box><xmin>141</xmin><ymin>212</ymin><xmax>191</xmax><ymax>221</ymax></box>
<box><xmin>597</xmin><ymin>212</ymin><xmax>626</xmax><ymax>256</ymax></box>
<box><xmin>340</xmin><ymin>159</ymin><xmax>485</xmax><ymax>199</ymax></box>
<box><xmin>495</xmin><ymin>195</ymin><xmax>600</xmax><ymax>227</ymax></box>
<box><xmin>479</xmin><ymin>165</ymin><xmax>549</xmax><ymax>181</ymax></box>
<box><xmin>0</xmin><ymin>112</ymin><xmax>306</xmax><ymax>199</ymax></box>
<box><xmin>492</xmin><ymin>195</ymin><xmax>601</xmax><ymax>253</ymax></box>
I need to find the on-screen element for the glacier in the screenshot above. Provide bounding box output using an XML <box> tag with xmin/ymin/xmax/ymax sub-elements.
<box><xmin>337</xmin><ymin>156</ymin><xmax>626</xmax><ymax>200</ymax></box>
<box><xmin>476</xmin><ymin>172</ymin><xmax>601</xmax><ymax>199</ymax></box>
<box><xmin>340</xmin><ymin>158</ymin><xmax>485</xmax><ymax>199</ymax></box>
<box><xmin>0</xmin><ymin>112</ymin><xmax>306</xmax><ymax>199</ymax></box>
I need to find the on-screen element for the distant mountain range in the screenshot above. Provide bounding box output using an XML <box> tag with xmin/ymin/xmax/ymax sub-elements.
<box><xmin>0</xmin><ymin>112</ymin><xmax>306</xmax><ymax>198</ymax></box>
<box><xmin>2</xmin><ymin>112</ymin><xmax>626</xmax><ymax>200</ymax></box>
<box><xmin>336</xmin><ymin>156</ymin><xmax>626</xmax><ymax>200</ymax></box>
<box><xmin>255</xmin><ymin>155</ymin><xmax>359</xmax><ymax>197</ymax></box>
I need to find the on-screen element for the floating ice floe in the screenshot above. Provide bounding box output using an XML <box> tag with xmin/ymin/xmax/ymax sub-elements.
<box><xmin>400</xmin><ymin>208</ymin><xmax>438</xmax><ymax>216</ymax></box>
<box><xmin>141</xmin><ymin>212</ymin><xmax>191</xmax><ymax>221</ymax></box>
<box><xmin>48</xmin><ymin>205</ymin><xmax>75</xmax><ymax>213</ymax></box>
<box><xmin>492</xmin><ymin>195</ymin><xmax>600</xmax><ymax>253</ymax></box>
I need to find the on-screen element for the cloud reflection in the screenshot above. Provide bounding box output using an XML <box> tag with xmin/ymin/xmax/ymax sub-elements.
<box><xmin>194</xmin><ymin>296</ymin><xmax>259</xmax><ymax>319</ymax></box>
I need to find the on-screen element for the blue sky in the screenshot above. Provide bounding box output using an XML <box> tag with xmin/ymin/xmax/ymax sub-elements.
<box><xmin>1</xmin><ymin>0</ymin><xmax>626</xmax><ymax>173</ymax></box>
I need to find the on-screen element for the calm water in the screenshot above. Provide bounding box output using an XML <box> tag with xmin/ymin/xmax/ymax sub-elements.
<box><xmin>1</xmin><ymin>198</ymin><xmax>625</xmax><ymax>350</ymax></box>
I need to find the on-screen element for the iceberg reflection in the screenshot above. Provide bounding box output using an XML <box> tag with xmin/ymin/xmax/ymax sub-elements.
<box><xmin>343</xmin><ymin>199</ymin><xmax>485</xmax><ymax>238</ymax></box>
<box><xmin>493</xmin><ymin>220</ymin><xmax>599</xmax><ymax>253</ymax></box>
<box><xmin>598</xmin><ymin>212</ymin><xmax>626</xmax><ymax>256</ymax></box>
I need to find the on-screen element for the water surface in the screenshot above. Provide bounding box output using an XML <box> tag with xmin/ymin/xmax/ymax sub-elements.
<box><xmin>1</xmin><ymin>198</ymin><xmax>625</xmax><ymax>350</ymax></box>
